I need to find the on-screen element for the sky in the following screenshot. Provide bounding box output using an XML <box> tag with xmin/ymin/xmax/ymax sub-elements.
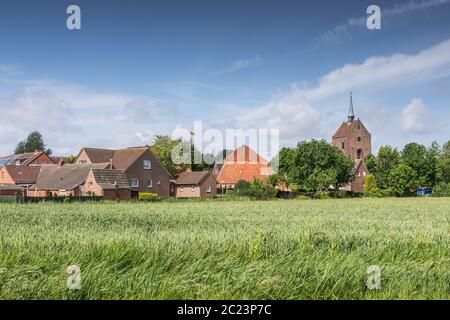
<box><xmin>0</xmin><ymin>0</ymin><xmax>449</xmax><ymax>157</ymax></box>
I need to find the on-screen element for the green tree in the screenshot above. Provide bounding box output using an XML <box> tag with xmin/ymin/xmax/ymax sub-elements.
<box><xmin>364</xmin><ymin>173</ymin><xmax>378</xmax><ymax>193</ymax></box>
<box><xmin>364</xmin><ymin>153</ymin><xmax>377</xmax><ymax>174</ymax></box>
<box><xmin>375</xmin><ymin>146</ymin><xmax>401</xmax><ymax>188</ymax></box>
<box><xmin>436</xmin><ymin>140</ymin><xmax>450</xmax><ymax>184</ymax></box>
<box><xmin>151</xmin><ymin>135</ymin><xmax>189</xmax><ymax>178</ymax></box>
<box><xmin>278</xmin><ymin>140</ymin><xmax>354</xmax><ymax>191</ymax></box>
<box><xmin>67</xmin><ymin>155</ymin><xmax>77</xmax><ymax>164</ymax></box>
<box><xmin>388</xmin><ymin>163</ymin><xmax>418</xmax><ymax>196</ymax></box>
<box><xmin>305</xmin><ymin>168</ymin><xmax>337</xmax><ymax>192</ymax></box>
<box><xmin>401</xmin><ymin>142</ymin><xmax>431</xmax><ymax>186</ymax></box>
<box><xmin>15</xmin><ymin>131</ymin><xmax>52</xmax><ymax>155</ymax></box>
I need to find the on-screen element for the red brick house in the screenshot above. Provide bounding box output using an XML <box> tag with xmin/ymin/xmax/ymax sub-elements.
<box><xmin>175</xmin><ymin>171</ymin><xmax>217</xmax><ymax>198</ymax></box>
<box><xmin>332</xmin><ymin>92</ymin><xmax>371</xmax><ymax>192</ymax></box>
<box><xmin>27</xmin><ymin>163</ymin><xmax>109</xmax><ymax>197</ymax></box>
<box><xmin>0</xmin><ymin>165</ymin><xmax>41</xmax><ymax>188</ymax></box>
<box><xmin>75</xmin><ymin>147</ymin><xmax>171</xmax><ymax>198</ymax></box>
<box><xmin>216</xmin><ymin>145</ymin><xmax>273</xmax><ymax>189</ymax></box>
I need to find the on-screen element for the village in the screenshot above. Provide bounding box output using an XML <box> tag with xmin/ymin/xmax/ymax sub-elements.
<box><xmin>0</xmin><ymin>93</ymin><xmax>448</xmax><ymax>202</ymax></box>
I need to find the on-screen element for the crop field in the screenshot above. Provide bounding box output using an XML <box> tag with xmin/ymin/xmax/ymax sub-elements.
<box><xmin>0</xmin><ymin>198</ymin><xmax>449</xmax><ymax>300</ymax></box>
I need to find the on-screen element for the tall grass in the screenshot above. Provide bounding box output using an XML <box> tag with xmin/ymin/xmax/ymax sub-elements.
<box><xmin>0</xmin><ymin>198</ymin><xmax>449</xmax><ymax>299</ymax></box>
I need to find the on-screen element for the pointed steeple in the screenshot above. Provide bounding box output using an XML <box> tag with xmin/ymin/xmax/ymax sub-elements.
<box><xmin>347</xmin><ymin>91</ymin><xmax>355</xmax><ymax>122</ymax></box>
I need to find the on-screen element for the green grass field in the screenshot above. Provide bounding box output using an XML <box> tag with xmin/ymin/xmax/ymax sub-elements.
<box><xmin>0</xmin><ymin>198</ymin><xmax>449</xmax><ymax>299</ymax></box>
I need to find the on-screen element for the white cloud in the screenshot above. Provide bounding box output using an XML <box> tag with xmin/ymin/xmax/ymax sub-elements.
<box><xmin>401</xmin><ymin>98</ymin><xmax>432</xmax><ymax>133</ymax></box>
<box><xmin>222</xmin><ymin>56</ymin><xmax>263</xmax><ymax>73</ymax></box>
<box><xmin>318</xmin><ymin>0</ymin><xmax>450</xmax><ymax>43</ymax></box>
<box><xmin>304</xmin><ymin>39</ymin><xmax>450</xmax><ymax>100</ymax></box>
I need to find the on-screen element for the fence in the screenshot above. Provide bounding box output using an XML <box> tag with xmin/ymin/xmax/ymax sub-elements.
<box><xmin>16</xmin><ymin>196</ymin><xmax>104</xmax><ymax>203</ymax></box>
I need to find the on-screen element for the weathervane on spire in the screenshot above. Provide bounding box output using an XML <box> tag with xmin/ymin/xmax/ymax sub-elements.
<box><xmin>348</xmin><ymin>91</ymin><xmax>355</xmax><ymax>122</ymax></box>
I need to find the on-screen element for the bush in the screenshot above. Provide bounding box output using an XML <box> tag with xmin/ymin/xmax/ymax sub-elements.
<box><xmin>315</xmin><ymin>191</ymin><xmax>331</xmax><ymax>199</ymax></box>
<box><xmin>235</xmin><ymin>180</ymin><xmax>251</xmax><ymax>196</ymax></box>
<box><xmin>138</xmin><ymin>192</ymin><xmax>161</xmax><ymax>202</ymax></box>
<box><xmin>329</xmin><ymin>190</ymin><xmax>350</xmax><ymax>199</ymax></box>
<box><xmin>296</xmin><ymin>195</ymin><xmax>311</xmax><ymax>200</ymax></box>
<box><xmin>247</xmin><ymin>179</ymin><xmax>277</xmax><ymax>200</ymax></box>
<box><xmin>433</xmin><ymin>182</ymin><xmax>450</xmax><ymax>197</ymax></box>
<box><xmin>45</xmin><ymin>191</ymin><xmax>53</xmax><ymax>198</ymax></box>
<box><xmin>365</xmin><ymin>188</ymin><xmax>394</xmax><ymax>198</ymax></box>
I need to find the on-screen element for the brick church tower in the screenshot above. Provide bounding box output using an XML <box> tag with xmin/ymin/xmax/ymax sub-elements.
<box><xmin>332</xmin><ymin>92</ymin><xmax>371</xmax><ymax>160</ymax></box>
<box><xmin>332</xmin><ymin>92</ymin><xmax>371</xmax><ymax>192</ymax></box>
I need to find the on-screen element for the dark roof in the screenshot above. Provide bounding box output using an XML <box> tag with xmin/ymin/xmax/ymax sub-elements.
<box><xmin>81</xmin><ymin>148</ymin><xmax>115</xmax><ymax>164</ymax></box>
<box><xmin>333</xmin><ymin>119</ymin><xmax>370</xmax><ymax>138</ymax></box>
<box><xmin>176</xmin><ymin>171</ymin><xmax>213</xmax><ymax>185</ymax></box>
<box><xmin>2</xmin><ymin>165</ymin><xmax>41</xmax><ymax>184</ymax></box>
<box><xmin>0</xmin><ymin>184</ymin><xmax>23</xmax><ymax>191</ymax></box>
<box><xmin>34</xmin><ymin>164</ymin><xmax>108</xmax><ymax>191</ymax></box>
<box><xmin>78</xmin><ymin>146</ymin><xmax>171</xmax><ymax>177</ymax></box>
<box><xmin>91</xmin><ymin>169</ymin><xmax>130</xmax><ymax>190</ymax></box>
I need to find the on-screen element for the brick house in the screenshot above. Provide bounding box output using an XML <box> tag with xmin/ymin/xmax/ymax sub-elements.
<box><xmin>175</xmin><ymin>171</ymin><xmax>217</xmax><ymax>198</ymax></box>
<box><xmin>0</xmin><ymin>165</ymin><xmax>42</xmax><ymax>188</ymax></box>
<box><xmin>75</xmin><ymin>147</ymin><xmax>171</xmax><ymax>198</ymax></box>
<box><xmin>27</xmin><ymin>163</ymin><xmax>109</xmax><ymax>197</ymax></box>
<box><xmin>84</xmin><ymin>169</ymin><xmax>131</xmax><ymax>200</ymax></box>
<box><xmin>215</xmin><ymin>145</ymin><xmax>273</xmax><ymax>189</ymax></box>
<box><xmin>332</xmin><ymin>92</ymin><xmax>371</xmax><ymax>192</ymax></box>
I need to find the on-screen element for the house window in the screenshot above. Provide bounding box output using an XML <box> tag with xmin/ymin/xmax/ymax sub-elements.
<box><xmin>207</xmin><ymin>185</ymin><xmax>211</xmax><ymax>193</ymax></box>
<box><xmin>79</xmin><ymin>160</ymin><xmax>87</xmax><ymax>164</ymax></box>
<box><xmin>357</xmin><ymin>125</ymin><xmax>361</xmax><ymax>129</ymax></box>
<box><xmin>130</xmin><ymin>179</ymin><xmax>139</xmax><ymax>188</ymax></box>
<box><xmin>181</xmin><ymin>186</ymin><xmax>184</xmax><ymax>192</ymax></box>
<box><xmin>15</xmin><ymin>160</ymin><xmax>21</xmax><ymax>166</ymax></box>
<box><xmin>148</xmin><ymin>179</ymin><xmax>153</xmax><ymax>188</ymax></box>
<box><xmin>89</xmin><ymin>182</ymin><xmax>93</xmax><ymax>190</ymax></box>
<box><xmin>363</xmin><ymin>171</ymin><xmax>367</xmax><ymax>177</ymax></box>
<box><xmin>157</xmin><ymin>180</ymin><xmax>160</xmax><ymax>185</ymax></box>
<box><xmin>192</xmin><ymin>185</ymin><xmax>195</xmax><ymax>192</ymax></box>
<box><xmin>357</xmin><ymin>137</ymin><xmax>361</xmax><ymax>142</ymax></box>
<box><xmin>341</xmin><ymin>142</ymin><xmax>345</xmax><ymax>149</ymax></box>
<box><xmin>143</xmin><ymin>160</ymin><xmax>151</xmax><ymax>170</ymax></box>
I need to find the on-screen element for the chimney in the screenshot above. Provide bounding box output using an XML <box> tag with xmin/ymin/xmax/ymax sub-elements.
<box><xmin>109</xmin><ymin>158</ymin><xmax>113</xmax><ymax>170</ymax></box>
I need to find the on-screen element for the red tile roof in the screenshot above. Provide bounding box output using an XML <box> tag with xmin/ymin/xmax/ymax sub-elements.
<box><xmin>217</xmin><ymin>146</ymin><xmax>272</xmax><ymax>185</ymax></box>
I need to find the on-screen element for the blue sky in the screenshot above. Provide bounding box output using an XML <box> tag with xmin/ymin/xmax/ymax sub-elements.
<box><xmin>0</xmin><ymin>0</ymin><xmax>449</xmax><ymax>156</ymax></box>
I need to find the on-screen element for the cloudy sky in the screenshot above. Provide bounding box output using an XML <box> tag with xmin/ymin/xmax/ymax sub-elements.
<box><xmin>0</xmin><ymin>0</ymin><xmax>449</xmax><ymax>157</ymax></box>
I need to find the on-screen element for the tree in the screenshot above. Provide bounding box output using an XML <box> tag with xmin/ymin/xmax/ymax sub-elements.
<box><xmin>364</xmin><ymin>173</ymin><xmax>378</xmax><ymax>193</ymax></box>
<box><xmin>388</xmin><ymin>164</ymin><xmax>418</xmax><ymax>196</ymax></box>
<box><xmin>374</xmin><ymin>146</ymin><xmax>401</xmax><ymax>188</ymax></box>
<box><xmin>305</xmin><ymin>168</ymin><xmax>337</xmax><ymax>192</ymax></box>
<box><xmin>401</xmin><ymin>142</ymin><xmax>430</xmax><ymax>186</ymax></box>
<box><xmin>15</xmin><ymin>131</ymin><xmax>52</xmax><ymax>155</ymax></box>
<box><xmin>151</xmin><ymin>135</ymin><xmax>189</xmax><ymax>178</ymax></box>
<box><xmin>364</xmin><ymin>153</ymin><xmax>377</xmax><ymax>174</ymax></box>
<box><xmin>278</xmin><ymin>140</ymin><xmax>354</xmax><ymax>191</ymax></box>
<box><xmin>67</xmin><ymin>155</ymin><xmax>77</xmax><ymax>164</ymax></box>
<box><xmin>436</xmin><ymin>140</ymin><xmax>450</xmax><ymax>184</ymax></box>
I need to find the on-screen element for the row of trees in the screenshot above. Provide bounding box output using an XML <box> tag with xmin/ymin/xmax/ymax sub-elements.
<box><xmin>364</xmin><ymin>141</ymin><xmax>450</xmax><ymax>196</ymax></box>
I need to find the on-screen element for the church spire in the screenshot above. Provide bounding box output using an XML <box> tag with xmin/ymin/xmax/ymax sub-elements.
<box><xmin>347</xmin><ymin>91</ymin><xmax>355</xmax><ymax>122</ymax></box>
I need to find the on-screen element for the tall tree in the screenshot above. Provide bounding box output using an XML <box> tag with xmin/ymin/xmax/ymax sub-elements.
<box><xmin>375</xmin><ymin>146</ymin><xmax>401</xmax><ymax>188</ymax></box>
<box><xmin>401</xmin><ymin>142</ymin><xmax>431</xmax><ymax>187</ymax></box>
<box><xmin>436</xmin><ymin>140</ymin><xmax>450</xmax><ymax>184</ymax></box>
<box><xmin>151</xmin><ymin>135</ymin><xmax>189</xmax><ymax>178</ymax></box>
<box><xmin>388</xmin><ymin>163</ymin><xmax>418</xmax><ymax>196</ymax></box>
<box><xmin>15</xmin><ymin>131</ymin><xmax>52</xmax><ymax>155</ymax></box>
<box><xmin>278</xmin><ymin>140</ymin><xmax>354</xmax><ymax>192</ymax></box>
